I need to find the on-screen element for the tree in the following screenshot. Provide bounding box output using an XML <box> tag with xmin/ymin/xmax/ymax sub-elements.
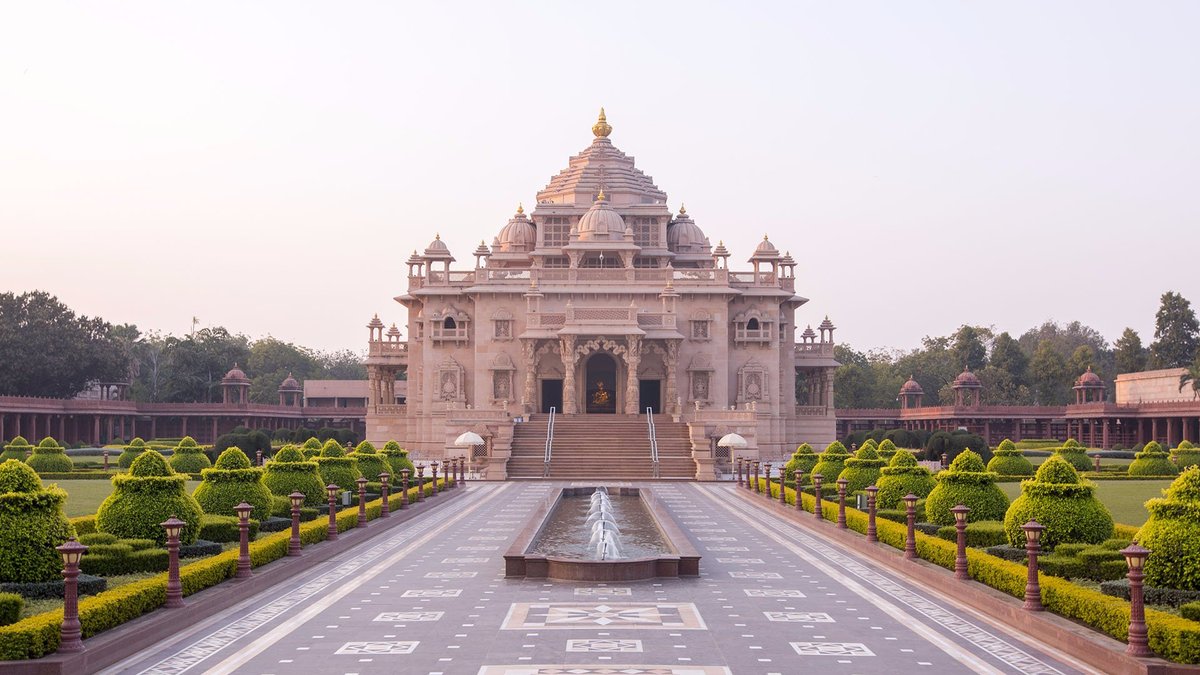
<box><xmin>990</xmin><ymin>332</ymin><xmax>1028</xmax><ymax>381</ymax></box>
<box><xmin>1114</xmin><ymin>328</ymin><xmax>1147</xmax><ymax>374</ymax></box>
<box><xmin>1067</xmin><ymin>345</ymin><xmax>1097</xmax><ymax>379</ymax></box>
<box><xmin>951</xmin><ymin>325</ymin><xmax>990</xmax><ymax>372</ymax></box>
<box><xmin>1029</xmin><ymin>339</ymin><xmax>1069</xmax><ymax>404</ymax></box>
<box><xmin>246</xmin><ymin>337</ymin><xmax>322</xmax><ymax>403</ymax></box>
<box><xmin>158</xmin><ymin>327</ymin><xmax>251</xmax><ymax>402</ymax></box>
<box><xmin>319</xmin><ymin>349</ymin><xmax>368</xmax><ymax>379</ymax></box>
<box><xmin>0</xmin><ymin>291</ymin><xmax>132</xmax><ymax>397</ymax></box>
<box><xmin>1150</xmin><ymin>291</ymin><xmax>1200</xmax><ymax>369</ymax></box>
<box><xmin>1181</xmin><ymin>353</ymin><xmax>1200</xmax><ymax>401</ymax></box>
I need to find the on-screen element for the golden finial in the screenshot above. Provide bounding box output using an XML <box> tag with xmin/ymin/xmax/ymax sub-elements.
<box><xmin>517</xmin><ymin>203</ymin><xmax>524</xmax><ymax>215</ymax></box>
<box><xmin>592</xmin><ymin>107</ymin><xmax>612</xmax><ymax>138</ymax></box>
<box><xmin>763</xmin><ymin>234</ymin><xmax>769</xmax><ymax>240</ymax></box>
<box><xmin>596</xmin><ymin>189</ymin><xmax>606</xmax><ymax>202</ymax></box>
<box><xmin>679</xmin><ymin>203</ymin><xmax>687</xmax><ymax>215</ymax></box>
<box><xmin>435</xmin><ymin>233</ymin><xmax>441</xmax><ymax>240</ymax></box>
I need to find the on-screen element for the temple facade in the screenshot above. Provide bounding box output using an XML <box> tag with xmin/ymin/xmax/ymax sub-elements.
<box><xmin>365</xmin><ymin>110</ymin><xmax>838</xmax><ymax>478</ymax></box>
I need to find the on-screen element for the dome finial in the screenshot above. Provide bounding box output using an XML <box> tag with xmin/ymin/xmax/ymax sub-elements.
<box><xmin>516</xmin><ymin>203</ymin><xmax>524</xmax><ymax>215</ymax></box>
<box><xmin>596</xmin><ymin>188</ymin><xmax>606</xmax><ymax>202</ymax></box>
<box><xmin>679</xmin><ymin>203</ymin><xmax>687</xmax><ymax>215</ymax></box>
<box><xmin>592</xmin><ymin>107</ymin><xmax>612</xmax><ymax>138</ymax></box>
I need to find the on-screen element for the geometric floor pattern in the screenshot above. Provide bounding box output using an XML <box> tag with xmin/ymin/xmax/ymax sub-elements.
<box><xmin>98</xmin><ymin>481</ymin><xmax>1089</xmax><ymax>675</ymax></box>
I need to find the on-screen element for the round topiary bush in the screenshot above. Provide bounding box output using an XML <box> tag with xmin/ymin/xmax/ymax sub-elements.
<box><xmin>117</xmin><ymin>438</ymin><xmax>149</xmax><ymax>469</ymax></box>
<box><xmin>1</xmin><ymin>436</ymin><xmax>32</xmax><ymax>462</ymax></box>
<box><xmin>925</xmin><ymin>450</ymin><xmax>1009</xmax><ymax>526</ymax></box>
<box><xmin>381</xmin><ymin>441</ymin><xmax>416</xmax><ymax>478</ymax></box>
<box><xmin>193</xmin><ymin>447</ymin><xmax>273</xmax><ymax>520</ymax></box>
<box><xmin>1129</xmin><ymin>441</ymin><xmax>1180</xmax><ymax>477</ymax></box>
<box><xmin>96</xmin><ymin>451</ymin><xmax>203</xmax><ymax>546</ymax></box>
<box><xmin>0</xmin><ymin>459</ymin><xmax>76</xmax><ymax>583</ymax></box>
<box><xmin>1172</xmin><ymin>440</ymin><xmax>1200</xmax><ymax>470</ymax></box>
<box><xmin>784</xmin><ymin>443</ymin><xmax>818</xmax><ymax>485</ymax></box>
<box><xmin>26</xmin><ymin>437</ymin><xmax>73</xmax><ymax>473</ymax></box>
<box><xmin>263</xmin><ymin>445</ymin><xmax>327</xmax><ymax>506</ymax></box>
<box><xmin>1003</xmin><ymin>456</ymin><xmax>1114</xmax><ymax>549</ymax></box>
<box><xmin>300</xmin><ymin>437</ymin><xmax>323</xmax><ymax>460</ymax></box>
<box><xmin>875</xmin><ymin>450</ymin><xmax>935</xmax><ymax>509</ymax></box>
<box><xmin>811</xmin><ymin>441</ymin><xmax>850</xmax><ymax>483</ymax></box>
<box><xmin>315</xmin><ymin>439</ymin><xmax>360</xmax><ymax>491</ymax></box>
<box><xmin>1138</xmin><ymin>467</ymin><xmax>1200</xmax><ymax>590</ymax></box>
<box><xmin>168</xmin><ymin>436</ymin><xmax>211</xmax><ymax>474</ymax></box>
<box><xmin>876</xmin><ymin>439</ymin><xmax>899</xmax><ymax>461</ymax></box>
<box><xmin>858</xmin><ymin>438</ymin><xmax>879</xmax><ymax>453</ymax></box>
<box><xmin>838</xmin><ymin>445</ymin><xmax>886</xmax><ymax>494</ymax></box>
<box><xmin>1054</xmin><ymin>438</ymin><xmax>1092</xmax><ymax>472</ymax></box>
<box><xmin>987</xmin><ymin>438</ymin><xmax>1034</xmax><ymax>477</ymax></box>
<box><xmin>351</xmin><ymin>441</ymin><xmax>389</xmax><ymax>482</ymax></box>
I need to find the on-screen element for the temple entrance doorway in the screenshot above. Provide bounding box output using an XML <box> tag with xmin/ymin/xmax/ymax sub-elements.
<box><xmin>541</xmin><ymin>379</ymin><xmax>563</xmax><ymax>413</ymax></box>
<box><xmin>639</xmin><ymin>379</ymin><xmax>661</xmax><ymax>414</ymax></box>
<box><xmin>585</xmin><ymin>353</ymin><xmax>618</xmax><ymax>414</ymax></box>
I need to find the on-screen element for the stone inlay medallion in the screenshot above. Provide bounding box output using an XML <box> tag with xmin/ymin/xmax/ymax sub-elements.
<box><xmin>744</xmin><ymin>589</ymin><xmax>806</xmax><ymax>597</ymax></box>
<box><xmin>372</xmin><ymin>611</ymin><xmax>443</xmax><ymax>622</ymax></box>
<box><xmin>565</xmin><ymin>638</ymin><xmax>644</xmax><ymax>652</ymax></box>
<box><xmin>790</xmin><ymin>641</ymin><xmax>875</xmax><ymax>656</ymax></box>
<box><xmin>476</xmin><ymin>666</ymin><xmax>731</xmax><ymax>674</ymax></box>
<box><xmin>502</xmin><ymin>603</ymin><xmax>706</xmax><ymax>630</ymax></box>
<box><xmin>575</xmin><ymin>587</ymin><xmax>633</xmax><ymax>596</ymax></box>
<box><xmin>764</xmin><ymin>611</ymin><xmax>835</xmax><ymax>622</ymax></box>
<box><xmin>401</xmin><ymin>589</ymin><xmax>462</xmax><ymax>598</ymax></box>
<box><xmin>334</xmin><ymin>641</ymin><xmax>419</xmax><ymax>655</ymax></box>
<box><xmin>425</xmin><ymin>571</ymin><xmax>477</xmax><ymax>578</ymax></box>
<box><xmin>728</xmin><ymin>571</ymin><xmax>781</xmax><ymax>579</ymax></box>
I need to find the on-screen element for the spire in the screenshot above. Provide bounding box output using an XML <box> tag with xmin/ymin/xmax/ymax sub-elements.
<box><xmin>596</xmin><ymin>188</ymin><xmax>606</xmax><ymax>202</ymax></box>
<box><xmin>679</xmin><ymin>203</ymin><xmax>687</xmax><ymax>215</ymax></box>
<box><xmin>516</xmin><ymin>203</ymin><xmax>524</xmax><ymax>215</ymax></box>
<box><xmin>592</xmin><ymin>107</ymin><xmax>612</xmax><ymax>138</ymax></box>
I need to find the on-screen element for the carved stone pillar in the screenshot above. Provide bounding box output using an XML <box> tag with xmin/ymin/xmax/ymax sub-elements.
<box><xmin>366</xmin><ymin>366</ymin><xmax>380</xmax><ymax>408</ymax></box>
<box><xmin>664</xmin><ymin>340</ymin><xmax>679</xmax><ymax>415</ymax></box>
<box><xmin>560</xmin><ymin>336</ymin><xmax>578</xmax><ymax>414</ymax></box>
<box><xmin>522</xmin><ymin>340</ymin><xmax>537</xmax><ymax>411</ymax></box>
<box><xmin>625</xmin><ymin>336</ymin><xmax>642</xmax><ymax>415</ymax></box>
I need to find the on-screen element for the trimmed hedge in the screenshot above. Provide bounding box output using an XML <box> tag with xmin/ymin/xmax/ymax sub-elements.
<box><xmin>935</xmin><ymin>520</ymin><xmax>1007</xmax><ymax>548</ymax></box>
<box><xmin>26</xmin><ymin>437</ymin><xmax>73</xmax><ymax>473</ymax></box>
<box><xmin>80</xmin><ymin>546</ymin><xmax>169</xmax><ymax>576</ymax></box>
<box><xmin>1138</xmin><ymin>467</ymin><xmax>1200</xmax><ymax>591</ymax></box>
<box><xmin>117</xmin><ymin>438</ymin><xmax>149</xmax><ymax>469</ymax></box>
<box><xmin>198</xmin><ymin>514</ymin><xmax>261</xmax><ymax>543</ymax></box>
<box><xmin>262</xmin><ymin>445</ymin><xmax>327</xmax><ymax>506</ymax></box>
<box><xmin>167</xmin><ymin>436</ymin><xmax>211</xmax><ymax>474</ymax></box>
<box><xmin>1</xmin><ymin>436</ymin><xmax>33</xmax><ymax>462</ymax></box>
<box><xmin>0</xmin><ymin>460</ymin><xmax>76</xmax><ymax>583</ymax></box>
<box><xmin>381</xmin><ymin>441</ymin><xmax>415</xmax><ymax>478</ymax></box>
<box><xmin>925</xmin><ymin>451</ymin><xmax>1009</xmax><ymax>526</ymax></box>
<box><xmin>315</xmin><ymin>440</ymin><xmax>360</xmax><ymax>491</ymax></box>
<box><xmin>1173</xmin><ymin>441</ymin><xmax>1200</xmax><ymax>470</ymax></box>
<box><xmin>838</xmin><ymin>445</ymin><xmax>885</xmax><ymax>494</ymax></box>
<box><xmin>875</xmin><ymin>450</ymin><xmax>935</xmax><ymax>510</ymax></box>
<box><xmin>1003</xmin><ymin>457</ymin><xmax>1114</xmax><ymax>550</ymax></box>
<box><xmin>1183</xmin><ymin>601</ymin><xmax>1200</xmax><ymax>623</ymax></box>
<box><xmin>350</xmin><ymin>441</ymin><xmax>389</xmax><ymax>483</ymax></box>
<box><xmin>987</xmin><ymin>439</ymin><xmax>1034</xmax><ymax>477</ymax></box>
<box><xmin>1129</xmin><ymin>441</ymin><xmax>1180</xmax><ymax>477</ymax></box>
<box><xmin>193</xmin><ymin>447</ymin><xmax>273</xmax><ymax>521</ymax></box>
<box><xmin>0</xmin><ymin>592</ymin><xmax>22</xmax><ymax>626</ymax></box>
<box><xmin>783</xmin><ymin>443</ymin><xmax>818</xmax><ymax>485</ymax></box>
<box><xmin>0</xmin><ymin>476</ymin><xmax>448</xmax><ymax>660</ymax></box>
<box><xmin>811</xmin><ymin>441</ymin><xmax>849</xmax><ymax>483</ymax></box>
<box><xmin>300</xmin><ymin>437</ymin><xmax>323</xmax><ymax>460</ymax></box>
<box><xmin>96</xmin><ymin>451</ymin><xmax>203</xmax><ymax>546</ymax></box>
<box><xmin>0</xmin><ymin>575</ymin><xmax>106</xmax><ymax>601</ymax></box>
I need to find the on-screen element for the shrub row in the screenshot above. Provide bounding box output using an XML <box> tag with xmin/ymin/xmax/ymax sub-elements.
<box><xmin>0</xmin><ymin>593</ymin><xmax>23</xmax><ymax>626</ymax></box>
<box><xmin>0</xmin><ymin>476</ymin><xmax>449</xmax><ymax>660</ymax></box>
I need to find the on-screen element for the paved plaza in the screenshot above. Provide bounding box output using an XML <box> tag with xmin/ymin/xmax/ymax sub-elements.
<box><xmin>102</xmin><ymin>482</ymin><xmax>1095</xmax><ymax>675</ymax></box>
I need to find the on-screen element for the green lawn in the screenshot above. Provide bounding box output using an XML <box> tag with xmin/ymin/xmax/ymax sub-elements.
<box><xmin>999</xmin><ymin>480</ymin><xmax>1171</xmax><ymax>527</ymax></box>
<box><xmin>43</xmin><ymin>479</ymin><xmax>201</xmax><ymax>517</ymax></box>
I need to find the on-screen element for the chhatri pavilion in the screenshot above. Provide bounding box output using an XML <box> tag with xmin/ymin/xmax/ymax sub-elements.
<box><xmin>364</xmin><ymin>110</ymin><xmax>837</xmax><ymax>478</ymax></box>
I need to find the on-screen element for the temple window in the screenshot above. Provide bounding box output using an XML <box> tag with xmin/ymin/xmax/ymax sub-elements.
<box><xmin>542</xmin><ymin>217</ymin><xmax>571</xmax><ymax>247</ymax></box>
<box><xmin>444</xmin><ymin>317</ymin><xmax>456</xmax><ymax>330</ymax></box>
<box><xmin>690</xmin><ymin>319</ymin><xmax>710</xmax><ymax>341</ymax></box>
<box><xmin>632</xmin><ymin>217</ymin><xmax>660</xmax><ymax>247</ymax></box>
<box><xmin>494</xmin><ymin>319</ymin><xmax>513</xmax><ymax>340</ymax></box>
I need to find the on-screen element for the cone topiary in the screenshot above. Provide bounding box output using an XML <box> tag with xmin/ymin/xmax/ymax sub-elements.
<box><xmin>838</xmin><ymin>445</ymin><xmax>886</xmax><ymax>494</ymax></box>
<box><xmin>1</xmin><ymin>436</ymin><xmax>32</xmax><ymax>462</ymax></box>
<box><xmin>811</xmin><ymin>441</ymin><xmax>850</xmax><ymax>482</ymax></box>
<box><xmin>26</xmin><ymin>437</ymin><xmax>72</xmax><ymax>473</ymax></box>
<box><xmin>876</xmin><ymin>439</ymin><xmax>899</xmax><ymax>461</ymax></box>
<box><xmin>263</xmin><ymin>445</ymin><xmax>327</xmax><ymax>506</ymax></box>
<box><xmin>0</xmin><ymin>460</ymin><xmax>76</xmax><ymax>583</ymax></box>
<box><xmin>1053</xmin><ymin>438</ymin><xmax>1092</xmax><ymax>472</ymax></box>
<box><xmin>96</xmin><ymin>451</ymin><xmax>203</xmax><ymax>545</ymax></box>
<box><xmin>315</xmin><ymin>439</ymin><xmax>360</xmax><ymax>491</ymax></box>
<box><xmin>1172</xmin><ymin>440</ymin><xmax>1200</xmax><ymax>470</ymax></box>
<box><xmin>859</xmin><ymin>438</ymin><xmax>879</xmax><ymax>452</ymax></box>
<box><xmin>1129</xmin><ymin>441</ymin><xmax>1180</xmax><ymax>477</ymax></box>
<box><xmin>784</xmin><ymin>443</ymin><xmax>818</xmax><ymax>485</ymax></box>
<box><xmin>925</xmin><ymin>450</ymin><xmax>1009</xmax><ymax>526</ymax></box>
<box><xmin>1003</xmin><ymin>456</ymin><xmax>1114</xmax><ymax>549</ymax></box>
<box><xmin>193</xmin><ymin>447</ymin><xmax>273</xmax><ymax>520</ymax></box>
<box><xmin>987</xmin><ymin>439</ymin><xmax>1034</xmax><ymax>477</ymax></box>
<box><xmin>168</xmin><ymin>436</ymin><xmax>211</xmax><ymax>474</ymax></box>
<box><xmin>351</xmin><ymin>441</ymin><xmax>389</xmax><ymax>482</ymax></box>
<box><xmin>1138</xmin><ymin>467</ymin><xmax>1200</xmax><ymax>590</ymax></box>
<box><xmin>117</xmin><ymin>437</ymin><xmax>149</xmax><ymax>469</ymax></box>
<box><xmin>875</xmin><ymin>450</ymin><xmax>935</xmax><ymax>509</ymax></box>
<box><xmin>381</xmin><ymin>441</ymin><xmax>415</xmax><ymax>478</ymax></box>
<box><xmin>300</xmin><ymin>437</ymin><xmax>323</xmax><ymax>460</ymax></box>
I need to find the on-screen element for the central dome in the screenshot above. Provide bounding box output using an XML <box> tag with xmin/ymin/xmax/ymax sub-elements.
<box><xmin>576</xmin><ymin>191</ymin><xmax>625</xmax><ymax>241</ymax></box>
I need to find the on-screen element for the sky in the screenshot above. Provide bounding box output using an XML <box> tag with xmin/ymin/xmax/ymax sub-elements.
<box><xmin>1</xmin><ymin>1</ymin><xmax>1197</xmax><ymax>355</ymax></box>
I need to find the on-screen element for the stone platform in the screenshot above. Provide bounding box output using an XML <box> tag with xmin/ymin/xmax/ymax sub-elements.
<box><xmin>100</xmin><ymin>482</ymin><xmax>1093</xmax><ymax>674</ymax></box>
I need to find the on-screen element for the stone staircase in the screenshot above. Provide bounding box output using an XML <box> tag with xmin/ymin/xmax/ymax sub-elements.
<box><xmin>507</xmin><ymin>414</ymin><xmax>696</xmax><ymax>480</ymax></box>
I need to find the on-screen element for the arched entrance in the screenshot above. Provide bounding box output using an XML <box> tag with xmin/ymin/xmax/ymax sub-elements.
<box><xmin>585</xmin><ymin>353</ymin><xmax>618</xmax><ymax>414</ymax></box>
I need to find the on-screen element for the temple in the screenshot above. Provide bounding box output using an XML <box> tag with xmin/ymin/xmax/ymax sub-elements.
<box><xmin>365</xmin><ymin>110</ymin><xmax>839</xmax><ymax>478</ymax></box>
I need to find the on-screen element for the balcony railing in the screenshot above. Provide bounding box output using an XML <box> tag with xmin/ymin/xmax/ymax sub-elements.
<box><xmin>407</xmin><ymin>265</ymin><xmax>795</xmax><ymax>291</ymax></box>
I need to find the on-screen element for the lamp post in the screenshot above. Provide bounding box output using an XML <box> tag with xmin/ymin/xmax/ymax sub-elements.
<box><xmin>56</xmin><ymin>537</ymin><xmax>88</xmax><ymax>653</ymax></box>
<box><xmin>256</xmin><ymin>450</ymin><xmax>263</xmax><ymax>467</ymax></box>
<box><xmin>102</xmin><ymin>449</ymin><xmax>109</xmax><ymax>471</ymax></box>
<box><xmin>400</xmin><ymin>469</ymin><xmax>410</xmax><ymax>509</ymax></box>
<box><xmin>865</xmin><ymin>485</ymin><xmax>878</xmax><ymax>542</ymax></box>
<box><xmin>288</xmin><ymin>491</ymin><xmax>304</xmax><ymax>556</ymax></box>
<box><xmin>794</xmin><ymin>471</ymin><xmax>805</xmax><ymax>512</ymax></box>
<box><xmin>356</xmin><ymin>477</ymin><xmax>368</xmax><ymax>528</ymax></box>
<box><xmin>951</xmin><ymin>504</ymin><xmax>970</xmax><ymax>579</ymax></box>
<box><xmin>836</xmin><ymin>478</ymin><xmax>848</xmax><ymax>529</ymax></box>
<box><xmin>763</xmin><ymin>463</ymin><xmax>772</xmax><ymax>498</ymax></box>
<box><xmin>431</xmin><ymin>461</ymin><xmax>440</xmax><ymax>495</ymax></box>
<box><xmin>903</xmin><ymin>494</ymin><xmax>918</xmax><ymax>559</ymax></box>
<box><xmin>1021</xmin><ymin>520</ymin><xmax>1045</xmax><ymax>611</ymax></box>
<box><xmin>736</xmin><ymin>457</ymin><xmax>744</xmax><ymax>487</ymax></box>
<box><xmin>812</xmin><ymin>473</ymin><xmax>824</xmax><ymax>520</ymax></box>
<box><xmin>1093</xmin><ymin>455</ymin><xmax>1102</xmax><ymax>473</ymax></box>
<box><xmin>380</xmin><ymin>472</ymin><xmax>391</xmax><ymax>517</ymax></box>
<box><xmin>235</xmin><ymin>502</ymin><xmax>253</xmax><ymax>579</ymax></box>
<box><xmin>326</xmin><ymin>484</ymin><xmax>340</xmax><ymax>541</ymax></box>
<box><xmin>162</xmin><ymin>516</ymin><xmax>186</xmax><ymax>608</ymax></box>
<box><xmin>459</xmin><ymin>455</ymin><xmax>467</xmax><ymax>483</ymax></box>
<box><xmin>415</xmin><ymin>465</ymin><xmax>425</xmax><ymax>502</ymax></box>
<box><xmin>752</xmin><ymin>461</ymin><xmax>761</xmax><ymax>493</ymax></box>
<box><xmin>1121</xmin><ymin>543</ymin><xmax>1152</xmax><ymax>657</ymax></box>
<box><xmin>780</xmin><ymin>467</ymin><xmax>789</xmax><ymax>505</ymax></box>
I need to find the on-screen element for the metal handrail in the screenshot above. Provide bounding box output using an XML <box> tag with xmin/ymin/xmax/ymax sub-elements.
<box><xmin>646</xmin><ymin>407</ymin><xmax>660</xmax><ymax>478</ymax></box>
<box><xmin>542</xmin><ymin>407</ymin><xmax>556</xmax><ymax>478</ymax></box>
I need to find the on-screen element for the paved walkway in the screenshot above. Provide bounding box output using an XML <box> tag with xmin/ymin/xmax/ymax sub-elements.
<box><xmin>101</xmin><ymin>482</ymin><xmax>1097</xmax><ymax>675</ymax></box>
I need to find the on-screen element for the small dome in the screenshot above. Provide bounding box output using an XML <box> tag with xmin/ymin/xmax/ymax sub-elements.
<box><xmin>749</xmin><ymin>234</ymin><xmax>781</xmax><ymax>262</ymax></box>
<box><xmin>223</xmin><ymin>364</ymin><xmax>249</xmax><ymax>383</ymax></box>
<box><xmin>279</xmin><ymin>373</ymin><xmax>301</xmax><ymax>392</ymax></box>
<box><xmin>1076</xmin><ymin>366</ymin><xmax>1103</xmax><ymax>387</ymax></box>
<box><xmin>424</xmin><ymin>234</ymin><xmax>454</xmax><ymax>259</ymax></box>
<box><xmin>900</xmin><ymin>376</ymin><xmax>924</xmax><ymax>395</ymax></box>
<box><xmin>711</xmin><ymin>240</ymin><xmax>730</xmax><ymax>258</ymax></box>
<box><xmin>577</xmin><ymin>191</ymin><xmax>625</xmax><ymax>241</ymax></box>
<box><xmin>667</xmin><ymin>206</ymin><xmax>707</xmax><ymax>252</ymax></box>
<box><xmin>387</xmin><ymin>324</ymin><xmax>401</xmax><ymax>339</ymax></box>
<box><xmin>953</xmin><ymin>367</ymin><xmax>982</xmax><ymax>388</ymax></box>
<box><xmin>473</xmin><ymin>240</ymin><xmax>491</xmax><ymax>257</ymax></box>
<box><xmin>497</xmin><ymin>206</ymin><xmax>536</xmax><ymax>252</ymax></box>
<box><xmin>405</xmin><ymin>250</ymin><xmax>423</xmax><ymax>265</ymax></box>
<box><xmin>367</xmin><ymin>314</ymin><xmax>384</xmax><ymax>329</ymax></box>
